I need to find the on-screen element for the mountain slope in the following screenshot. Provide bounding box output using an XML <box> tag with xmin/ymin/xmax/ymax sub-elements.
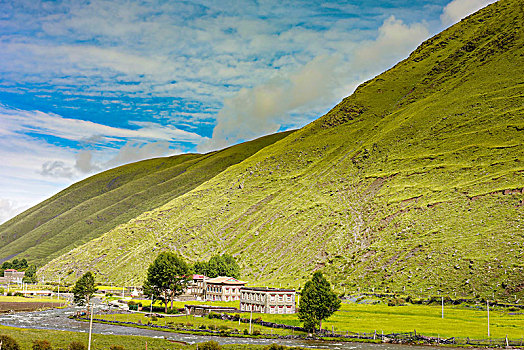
<box><xmin>0</xmin><ymin>131</ymin><xmax>293</xmax><ymax>265</ymax></box>
<box><xmin>41</xmin><ymin>0</ymin><xmax>523</xmax><ymax>300</ymax></box>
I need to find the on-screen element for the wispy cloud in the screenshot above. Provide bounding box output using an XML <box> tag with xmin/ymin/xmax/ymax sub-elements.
<box><xmin>0</xmin><ymin>104</ymin><xmax>204</xmax><ymax>144</ymax></box>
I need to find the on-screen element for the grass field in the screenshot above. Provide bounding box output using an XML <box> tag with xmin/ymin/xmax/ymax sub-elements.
<box><xmin>251</xmin><ymin>302</ymin><xmax>524</xmax><ymax>340</ymax></box>
<box><xmin>0</xmin><ymin>296</ymin><xmax>62</xmax><ymax>303</ymax></box>
<box><xmin>98</xmin><ymin>300</ymin><xmax>524</xmax><ymax>340</ymax></box>
<box><xmin>0</xmin><ymin>324</ymin><xmax>186</xmax><ymax>350</ymax></box>
<box><xmin>96</xmin><ymin>312</ymin><xmax>300</xmax><ymax>336</ymax></box>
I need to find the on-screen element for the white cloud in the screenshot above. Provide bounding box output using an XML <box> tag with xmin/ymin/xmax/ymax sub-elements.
<box><xmin>200</xmin><ymin>14</ymin><xmax>432</xmax><ymax>152</ymax></box>
<box><xmin>353</xmin><ymin>16</ymin><xmax>430</xmax><ymax>73</ymax></box>
<box><xmin>441</xmin><ymin>0</ymin><xmax>498</xmax><ymax>27</ymax></box>
<box><xmin>0</xmin><ymin>198</ymin><xmax>29</xmax><ymax>225</ymax></box>
<box><xmin>0</xmin><ymin>104</ymin><xmax>204</xmax><ymax>144</ymax></box>
<box><xmin>198</xmin><ymin>54</ymin><xmax>342</xmax><ymax>152</ymax></box>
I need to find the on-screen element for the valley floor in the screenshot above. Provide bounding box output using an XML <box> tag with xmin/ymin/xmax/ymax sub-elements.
<box><xmin>98</xmin><ymin>300</ymin><xmax>524</xmax><ymax>340</ymax></box>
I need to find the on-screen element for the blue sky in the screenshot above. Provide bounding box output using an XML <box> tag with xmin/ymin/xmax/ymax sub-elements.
<box><xmin>0</xmin><ymin>0</ymin><xmax>496</xmax><ymax>223</ymax></box>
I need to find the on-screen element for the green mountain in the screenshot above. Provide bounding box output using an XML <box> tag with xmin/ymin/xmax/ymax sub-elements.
<box><xmin>0</xmin><ymin>131</ymin><xmax>292</xmax><ymax>265</ymax></box>
<box><xmin>37</xmin><ymin>0</ymin><xmax>524</xmax><ymax>300</ymax></box>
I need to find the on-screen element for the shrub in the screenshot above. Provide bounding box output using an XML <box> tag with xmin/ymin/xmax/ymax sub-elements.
<box><xmin>68</xmin><ymin>342</ymin><xmax>86</xmax><ymax>350</ymax></box>
<box><xmin>0</xmin><ymin>335</ymin><xmax>21</xmax><ymax>350</ymax></box>
<box><xmin>110</xmin><ymin>345</ymin><xmax>125</xmax><ymax>350</ymax></box>
<box><xmin>243</xmin><ymin>329</ymin><xmax>249</xmax><ymax>335</ymax></box>
<box><xmin>199</xmin><ymin>324</ymin><xmax>207</xmax><ymax>329</ymax></box>
<box><xmin>252</xmin><ymin>329</ymin><xmax>261</xmax><ymax>336</ymax></box>
<box><xmin>6</xmin><ymin>292</ymin><xmax>12</xmax><ymax>296</ymax></box>
<box><xmin>32</xmin><ymin>340</ymin><xmax>53</xmax><ymax>350</ymax></box>
<box><xmin>185</xmin><ymin>322</ymin><xmax>193</xmax><ymax>328</ymax></box>
<box><xmin>197</xmin><ymin>341</ymin><xmax>221</xmax><ymax>350</ymax></box>
<box><xmin>14</xmin><ymin>292</ymin><xmax>23</xmax><ymax>297</ymax></box>
<box><xmin>0</xmin><ymin>287</ymin><xmax>4</xmax><ymax>294</ymax></box>
<box><xmin>265</xmin><ymin>345</ymin><xmax>286</xmax><ymax>350</ymax></box>
<box><xmin>151</xmin><ymin>315</ymin><xmax>158</xmax><ymax>322</ymax></box>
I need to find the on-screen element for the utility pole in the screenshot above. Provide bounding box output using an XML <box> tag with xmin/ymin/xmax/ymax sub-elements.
<box><xmin>150</xmin><ymin>294</ymin><xmax>153</xmax><ymax>314</ymax></box>
<box><xmin>88</xmin><ymin>304</ymin><xmax>94</xmax><ymax>350</ymax></box>
<box><xmin>249</xmin><ymin>305</ymin><xmax>253</xmax><ymax>334</ymax></box>
<box><xmin>441</xmin><ymin>296</ymin><xmax>444</xmax><ymax>319</ymax></box>
<box><xmin>487</xmin><ymin>300</ymin><xmax>490</xmax><ymax>337</ymax></box>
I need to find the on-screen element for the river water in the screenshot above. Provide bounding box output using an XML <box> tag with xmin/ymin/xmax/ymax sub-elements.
<box><xmin>0</xmin><ymin>305</ymin><xmax>438</xmax><ymax>350</ymax></box>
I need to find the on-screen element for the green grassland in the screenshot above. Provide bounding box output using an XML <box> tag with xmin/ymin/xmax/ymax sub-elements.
<box><xmin>92</xmin><ymin>300</ymin><xmax>524</xmax><ymax>340</ymax></box>
<box><xmin>0</xmin><ymin>324</ymin><xmax>186</xmax><ymax>350</ymax></box>
<box><xmin>250</xmin><ymin>302</ymin><xmax>524</xmax><ymax>340</ymax></box>
<box><xmin>94</xmin><ymin>312</ymin><xmax>300</xmax><ymax>336</ymax></box>
<box><xmin>0</xmin><ymin>131</ymin><xmax>292</xmax><ymax>266</ymax></box>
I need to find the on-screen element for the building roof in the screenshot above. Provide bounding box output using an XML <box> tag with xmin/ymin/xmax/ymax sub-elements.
<box><xmin>241</xmin><ymin>287</ymin><xmax>295</xmax><ymax>292</ymax></box>
<box><xmin>4</xmin><ymin>269</ymin><xmax>17</xmax><ymax>272</ymax></box>
<box><xmin>192</xmin><ymin>274</ymin><xmax>207</xmax><ymax>280</ymax></box>
<box><xmin>206</xmin><ymin>276</ymin><xmax>246</xmax><ymax>285</ymax></box>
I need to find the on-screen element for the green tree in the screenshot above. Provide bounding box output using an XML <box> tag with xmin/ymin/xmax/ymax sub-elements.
<box><xmin>143</xmin><ymin>252</ymin><xmax>190</xmax><ymax>313</ymax></box>
<box><xmin>72</xmin><ymin>272</ymin><xmax>97</xmax><ymax>307</ymax></box>
<box><xmin>193</xmin><ymin>254</ymin><xmax>240</xmax><ymax>278</ymax></box>
<box><xmin>298</xmin><ymin>272</ymin><xmax>341</xmax><ymax>332</ymax></box>
<box><xmin>23</xmin><ymin>265</ymin><xmax>38</xmax><ymax>283</ymax></box>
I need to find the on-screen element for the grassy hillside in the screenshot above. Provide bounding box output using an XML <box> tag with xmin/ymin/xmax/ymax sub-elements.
<box><xmin>41</xmin><ymin>0</ymin><xmax>523</xmax><ymax>300</ymax></box>
<box><xmin>0</xmin><ymin>131</ymin><xmax>292</xmax><ymax>265</ymax></box>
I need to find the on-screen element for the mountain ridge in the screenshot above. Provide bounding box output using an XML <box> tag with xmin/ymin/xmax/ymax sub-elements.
<box><xmin>0</xmin><ymin>131</ymin><xmax>293</xmax><ymax>265</ymax></box>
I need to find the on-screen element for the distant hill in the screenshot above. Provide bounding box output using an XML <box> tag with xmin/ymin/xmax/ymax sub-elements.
<box><xmin>0</xmin><ymin>131</ymin><xmax>293</xmax><ymax>265</ymax></box>
<box><xmin>36</xmin><ymin>0</ymin><xmax>524</xmax><ymax>300</ymax></box>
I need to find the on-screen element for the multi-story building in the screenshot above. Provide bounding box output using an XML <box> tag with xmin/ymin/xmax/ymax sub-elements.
<box><xmin>205</xmin><ymin>276</ymin><xmax>246</xmax><ymax>301</ymax></box>
<box><xmin>0</xmin><ymin>269</ymin><xmax>25</xmax><ymax>285</ymax></box>
<box><xmin>187</xmin><ymin>274</ymin><xmax>208</xmax><ymax>299</ymax></box>
<box><xmin>239</xmin><ymin>287</ymin><xmax>296</xmax><ymax>314</ymax></box>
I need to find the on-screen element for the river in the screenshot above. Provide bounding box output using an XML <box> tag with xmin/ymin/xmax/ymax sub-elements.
<box><xmin>0</xmin><ymin>305</ymin><xmax>439</xmax><ymax>350</ymax></box>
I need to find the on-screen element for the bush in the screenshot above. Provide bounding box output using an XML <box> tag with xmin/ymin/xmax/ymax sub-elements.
<box><xmin>0</xmin><ymin>335</ymin><xmax>21</xmax><ymax>350</ymax></box>
<box><xmin>32</xmin><ymin>340</ymin><xmax>53</xmax><ymax>350</ymax></box>
<box><xmin>198</xmin><ymin>341</ymin><xmax>221</xmax><ymax>350</ymax></box>
<box><xmin>110</xmin><ymin>346</ymin><xmax>125</xmax><ymax>350</ymax></box>
<box><xmin>14</xmin><ymin>292</ymin><xmax>23</xmax><ymax>297</ymax></box>
<box><xmin>252</xmin><ymin>329</ymin><xmax>261</xmax><ymax>336</ymax></box>
<box><xmin>265</xmin><ymin>345</ymin><xmax>286</xmax><ymax>350</ymax></box>
<box><xmin>185</xmin><ymin>322</ymin><xmax>193</xmax><ymax>328</ymax></box>
<box><xmin>68</xmin><ymin>341</ymin><xmax>86</xmax><ymax>350</ymax></box>
<box><xmin>243</xmin><ymin>329</ymin><xmax>249</xmax><ymax>335</ymax></box>
<box><xmin>6</xmin><ymin>292</ymin><xmax>12</xmax><ymax>296</ymax></box>
<box><xmin>151</xmin><ymin>315</ymin><xmax>158</xmax><ymax>322</ymax></box>
<box><xmin>0</xmin><ymin>287</ymin><xmax>4</xmax><ymax>294</ymax></box>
